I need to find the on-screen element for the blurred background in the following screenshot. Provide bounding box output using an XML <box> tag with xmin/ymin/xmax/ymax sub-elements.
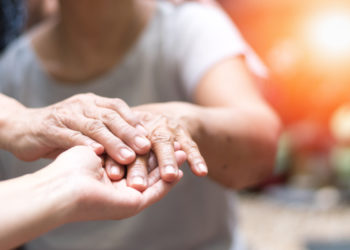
<box><xmin>3</xmin><ymin>0</ymin><xmax>350</xmax><ymax>249</ymax></box>
<box><xmin>218</xmin><ymin>0</ymin><xmax>350</xmax><ymax>249</ymax></box>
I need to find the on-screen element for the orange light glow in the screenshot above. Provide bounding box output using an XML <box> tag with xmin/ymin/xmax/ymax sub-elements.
<box><xmin>306</xmin><ymin>9</ymin><xmax>350</xmax><ymax>59</ymax></box>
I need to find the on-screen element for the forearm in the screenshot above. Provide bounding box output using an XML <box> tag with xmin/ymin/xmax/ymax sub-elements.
<box><xmin>0</xmin><ymin>167</ymin><xmax>72</xmax><ymax>249</ymax></box>
<box><xmin>0</xmin><ymin>93</ymin><xmax>27</xmax><ymax>151</ymax></box>
<box><xmin>192</xmin><ymin>104</ymin><xmax>281</xmax><ymax>189</ymax></box>
<box><xmin>136</xmin><ymin>102</ymin><xmax>281</xmax><ymax>189</ymax></box>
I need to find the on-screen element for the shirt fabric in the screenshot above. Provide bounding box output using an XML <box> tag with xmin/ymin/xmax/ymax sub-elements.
<box><xmin>0</xmin><ymin>2</ymin><xmax>252</xmax><ymax>250</ymax></box>
<box><xmin>0</xmin><ymin>0</ymin><xmax>25</xmax><ymax>53</ymax></box>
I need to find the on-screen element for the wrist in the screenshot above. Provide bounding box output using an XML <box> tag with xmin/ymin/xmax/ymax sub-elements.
<box><xmin>27</xmin><ymin>164</ymin><xmax>77</xmax><ymax>226</ymax></box>
<box><xmin>0</xmin><ymin>167</ymin><xmax>74</xmax><ymax>249</ymax></box>
<box><xmin>0</xmin><ymin>96</ymin><xmax>29</xmax><ymax>152</ymax></box>
<box><xmin>173</xmin><ymin>102</ymin><xmax>204</xmax><ymax>140</ymax></box>
<box><xmin>133</xmin><ymin>102</ymin><xmax>204</xmax><ymax>138</ymax></box>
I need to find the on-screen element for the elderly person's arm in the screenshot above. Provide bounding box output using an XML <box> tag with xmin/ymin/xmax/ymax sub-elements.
<box><xmin>131</xmin><ymin>57</ymin><xmax>281</xmax><ymax>189</ymax></box>
<box><xmin>0</xmin><ymin>93</ymin><xmax>150</xmax><ymax>164</ymax></box>
<box><xmin>0</xmin><ymin>146</ymin><xmax>186</xmax><ymax>250</ymax></box>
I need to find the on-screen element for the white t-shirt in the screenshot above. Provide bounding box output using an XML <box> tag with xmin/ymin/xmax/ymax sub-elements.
<box><xmin>0</xmin><ymin>2</ymin><xmax>253</xmax><ymax>250</ymax></box>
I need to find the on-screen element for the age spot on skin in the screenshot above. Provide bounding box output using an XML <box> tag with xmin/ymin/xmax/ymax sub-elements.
<box><xmin>222</xmin><ymin>164</ymin><xmax>228</xmax><ymax>170</ymax></box>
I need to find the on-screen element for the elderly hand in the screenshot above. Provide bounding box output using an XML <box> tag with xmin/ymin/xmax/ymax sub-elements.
<box><xmin>128</xmin><ymin>103</ymin><xmax>208</xmax><ymax>183</ymax></box>
<box><xmin>4</xmin><ymin>93</ymin><xmax>151</xmax><ymax>164</ymax></box>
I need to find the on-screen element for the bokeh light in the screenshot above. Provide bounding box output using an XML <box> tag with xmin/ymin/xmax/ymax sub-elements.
<box><xmin>305</xmin><ymin>9</ymin><xmax>350</xmax><ymax>60</ymax></box>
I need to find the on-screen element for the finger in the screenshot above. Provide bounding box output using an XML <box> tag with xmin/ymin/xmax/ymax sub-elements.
<box><xmin>175</xmin><ymin>150</ymin><xmax>187</xmax><ymax>167</ymax></box>
<box><xmin>56</xmin><ymin>146</ymin><xmax>103</xmax><ymax>168</ymax></box>
<box><xmin>55</xmin><ymin>128</ymin><xmax>104</xmax><ymax>154</ymax></box>
<box><xmin>176</xmin><ymin>129</ymin><xmax>208</xmax><ymax>176</ymax></box>
<box><xmin>147</xmin><ymin>151</ymin><xmax>158</xmax><ymax>172</ymax></box>
<box><xmin>65</xmin><ymin>115</ymin><xmax>136</xmax><ymax>164</ymax></box>
<box><xmin>95</xmin><ymin>97</ymin><xmax>143</xmax><ymax>129</ymax></box>
<box><xmin>151</xmin><ymin>128</ymin><xmax>178</xmax><ymax>182</ymax></box>
<box><xmin>139</xmin><ymin>170</ymin><xmax>183</xmax><ymax>211</ymax></box>
<box><xmin>147</xmin><ymin>143</ymin><xmax>181</xmax><ymax>173</ymax></box>
<box><xmin>105</xmin><ymin>157</ymin><xmax>125</xmax><ymax>181</ymax></box>
<box><xmin>97</xmin><ymin>108</ymin><xmax>151</xmax><ymax>154</ymax></box>
<box><xmin>148</xmin><ymin>150</ymin><xmax>187</xmax><ymax>186</ymax></box>
<box><xmin>174</xmin><ymin>141</ymin><xmax>181</xmax><ymax>151</ymax></box>
<box><xmin>126</xmin><ymin>155</ymin><xmax>148</xmax><ymax>192</ymax></box>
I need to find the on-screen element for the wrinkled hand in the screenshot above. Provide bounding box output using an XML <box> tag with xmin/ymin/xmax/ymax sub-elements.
<box><xmin>48</xmin><ymin>146</ymin><xmax>182</xmax><ymax>222</ymax></box>
<box><xmin>131</xmin><ymin>108</ymin><xmax>208</xmax><ymax>183</ymax></box>
<box><xmin>8</xmin><ymin>93</ymin><xmax>150</xmax><ymax>163</ymax></box>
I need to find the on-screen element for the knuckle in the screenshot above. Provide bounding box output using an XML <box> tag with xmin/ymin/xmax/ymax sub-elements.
<box><xmin>73</xmin><ymin>93</ymin><xmax>95</xmax><ymax>103</ymax></box>
<box><xmin>50</xmin><ymin>105</ymin><xmax>69</xmax><ymax>124</ymax></box>
<box><xmin>102</xmin><ymin>111</ymin><xmax>118</xmax><ymax>122</ymax></box>
<box><xmin>142</xmin><ymin>111</ymin><xmax>155</xmax><ymax>122</ymax></box>
<box><xmin>120</xmin><ymin>109</ymin><xmax>138</xmax><ymax>124</ymax></box>
<box><xmin>83</xmin><ymin>92</ymin><xmax>95</xmax><ymax>98</ymax></box>
<box><xmin>186</xmin><ymin>140</ymin><xmax>199</xmax><ymax>152</ymax></box>
<box><xmin>167</xmin><ymin>119</ymin><xmax>179</xmax><ymax>130</ymax></box>
<box><xmin>184</xmin><ymin>138</ymin><xmax>198</xmax><ymax>148</ymax></box>
<box><xmin>113</xmin><ymin>98</ymin><xmax>127</xmax><ymax>107</ymax></box>
<box><xmin>151</xmin><ymin>128</ymin><xmax>173</xmax><ymax>144</ymax></box>
<box><xmin>70</xmin><ymin>94</ymin><xmax>84</xmax><ymax>104</ymax></box>
<box><xmin>86</xmin><ymin>120</ymin><xmax>105</xmax><ymax>135</ymax></box>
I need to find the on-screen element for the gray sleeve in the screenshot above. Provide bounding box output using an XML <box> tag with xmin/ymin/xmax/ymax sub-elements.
<box><xmin>0</xmin><ymin>52</ymin><xmax>8</xmax><ymax>94</ymax></box>
<box><xmin>0</xmin><ymin>156</ymin><xmax>5</xmax><ymax>181</ymax></box>
<box><xmin>175</xmin><ymin>4</ymin><xmax>264</xmax><ymax>99</ymax></box>
<box><xmin>0</xmin><ymin>36</ymin><xmax>29</xmax><ymax>96</ymax></box>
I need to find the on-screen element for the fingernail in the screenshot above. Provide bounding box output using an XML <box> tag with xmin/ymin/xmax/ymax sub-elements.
<box><xmin>120</xmin><ymin>148</ymin><xmax>134</xmax><ymax>160</ymax></box>
<box><xmin>110</xmin><ymin>166</ymin><xmax>120</xmax><ymax>176</ymax></box>
<box><xmin>164</xmin><ymin>165</ymin><xmax>176</xmax><ymax>175</ymax></box>
<box><xmin>197</xmin><ymin>163</ymin><xmax>208</xmax><ymax>174</ymax></box>
<box><xmin>132</xmin><ymin>176</ymin><xmax>145</xmax><ymax>186</ymax></box>
<box><xmin>136</xmin><ymin>124</ymin><xmax>148</xmax><ymax>136</ymax></box>
<box><xmin>135</xmin><ymin>136</ymin><xmax>150</xmax><ymax>149</ymax></box>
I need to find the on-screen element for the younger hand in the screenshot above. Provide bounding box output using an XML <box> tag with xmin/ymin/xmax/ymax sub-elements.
<box><xmin>47</xmin><ymin>146</ymin><xmax>182</xmax><ymax>222</ymax></box>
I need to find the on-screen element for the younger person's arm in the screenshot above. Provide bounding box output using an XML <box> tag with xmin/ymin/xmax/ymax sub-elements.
<box><xmin>0</xmin><ymin>146</ymin><xmax>184</xmax><ymax>250</ymax></box>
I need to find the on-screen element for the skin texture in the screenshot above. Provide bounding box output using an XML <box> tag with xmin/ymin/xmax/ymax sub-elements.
<box><xmin>105</xmin><ymin>57</ymin><xmax>281</xmax><ymax>190</ymax></box>
<box><xmin>28</xmin><ymin>0</ymin><xmax>280</xmax><ymax>189</ymax></box>
<box><xmin>0</xmin><ymin>0</ymin><xmax>207</xmax><ymax>183</ymax></box>
<box><xmin>0</xmin><ymin>93</ymin><xmax>150</xmax><ymax>164</ymax></box>
<box><xmin>0</xmin><ymin>146</ymin><xmax>186</xmax><ymax>250</ymax></box>
<box><xmin>0</xmin><ymin>0</ymin><xmax>280</xmax><ymax>248</ymax></box>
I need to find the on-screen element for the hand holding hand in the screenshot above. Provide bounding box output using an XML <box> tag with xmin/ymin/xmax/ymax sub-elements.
<box><xmin>105</xmin><ymin>142</ymin><xmax>187</xmax><ymax>192</ymax></box>
<box><xmin>46</xmin><ymin>146</ymin><xmax>182</xmax><ymax>222</ymax></box>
